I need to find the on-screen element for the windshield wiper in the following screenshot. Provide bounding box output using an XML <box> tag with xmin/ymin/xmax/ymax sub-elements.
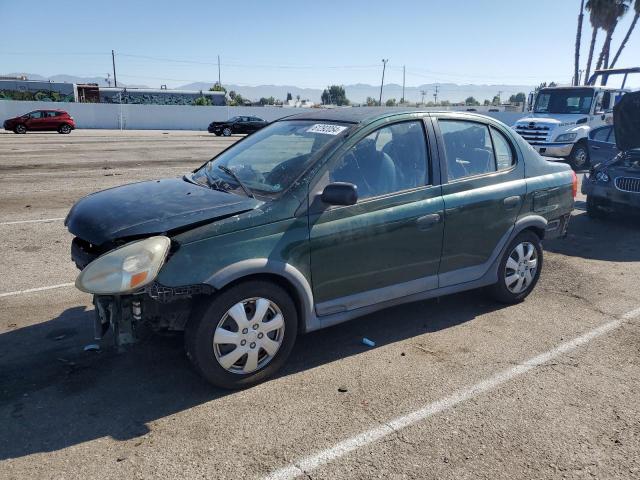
<box><xmin>217</xmin><ymin>165</ymin><xmax>255</xmax><ymax>199</ymax></box>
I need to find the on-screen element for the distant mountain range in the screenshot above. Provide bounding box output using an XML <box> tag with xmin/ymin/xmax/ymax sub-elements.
<box><xmin>4</xmin><ymin>73</ymin><xmax>534</xmax><ymax>104</ymax></box>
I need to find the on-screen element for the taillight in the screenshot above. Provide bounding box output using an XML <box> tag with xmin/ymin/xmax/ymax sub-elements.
<box><xmin>571</xmin><ymin>170</ymin><xmax>578</xmax><ymax>198</ymax></box>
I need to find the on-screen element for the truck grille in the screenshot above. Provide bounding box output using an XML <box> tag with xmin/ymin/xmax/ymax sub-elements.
<box><xmin>615</xmin><ymin>177</ymin><xmax>640</xmax><ymax>193</ymax></box>
<box><xmin>514</xmin><ymin>124</ymin><xmax>551</xmax><ymax>144</ymax></box>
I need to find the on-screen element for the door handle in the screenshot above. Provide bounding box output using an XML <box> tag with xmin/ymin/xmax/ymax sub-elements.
<box><xmin>591</xmin><ymin>145</ymin><xmax>600</xmax><ymax>150</ymax></box>
<box><xmin>503</xmin><ymin>196</ymin><xmax>521</xmax><ymax>209</ymax></box>
<box><xmin>416</xmin><ymin>213</ymin><xmax>441</xmax><ymax>230</ymax></box>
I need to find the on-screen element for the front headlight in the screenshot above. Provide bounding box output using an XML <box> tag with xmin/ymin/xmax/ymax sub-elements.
<box><xmin>76</xmin><ymin>236</ymin><xmax>171</xmax><ymax>294</ymax></box>
<box><xmin>595</xmin><ymin>171</ymin><xmax>610</xmax><ymax>183</ymax></box>
<box><xmin>554</xmin><ymin>132</ymin><xmax>577</xmax><ymax>142</ymax></box>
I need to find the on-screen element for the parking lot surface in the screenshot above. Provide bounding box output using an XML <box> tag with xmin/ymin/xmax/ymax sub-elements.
<box><xmin>1</xmin><ymin>130</ymin><xmax>639</xmax><ymax>480</ymax></box>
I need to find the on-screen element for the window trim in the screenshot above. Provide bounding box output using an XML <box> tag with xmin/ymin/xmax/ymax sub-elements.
<box><xmin>326</xmin><ymin>119</ymin><xmax>433</xmax><ymax>204</ymax></box>
<box><xmin>489</xmin><ymin>125</ymin><xmax>517</xmax><ymax>172</ymax></box>
<box><xmin>436</xmin><ymin>118</ymin><xmax>518</xmax><ymax>184</ymax></box>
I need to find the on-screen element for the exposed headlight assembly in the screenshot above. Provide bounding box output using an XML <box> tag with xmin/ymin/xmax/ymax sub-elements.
<box><xmin>595</xmin><ymin>171</ymin><xmax>610</xmax><ymax>183</ymax></box>
<box><xmin>76</xmin><ymin>236</ymin><xmax>171</xmax><ymax>295</ymax></box>
<box><xmin>554</xmin><ymin>132</ymin><xmax>577</xmax><ymax>142</ymax></box>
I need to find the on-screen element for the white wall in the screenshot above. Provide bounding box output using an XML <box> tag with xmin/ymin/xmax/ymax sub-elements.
<box><xmin>0</xmin><ymin>100</ymin><xmax>528</xmax><ymax>131</ymax></box>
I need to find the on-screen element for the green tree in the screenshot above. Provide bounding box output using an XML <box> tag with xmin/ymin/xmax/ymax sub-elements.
<box><xmin>193</xmin><ymin>96</ymin><xmax>212</xmax><ymax>106</ymax></box>
<box><xmin>385</xmin><ymin>98</ymin><xmax>397</xmax><ymax>107</ymax></box>
<box><xmin>440</xmin><ymin>100</ymin><xmax>451</xmax><ymax>107</ymax></box>
<box><xmin>574</xmin><ymin>0</ymin><xmax>586</xmax><ymax>85</ymax></box>
<box><xmin>584</xmin><ymin>0</ymin><xmax>608</xmax><ymax>84</ymax></box>
<box><xmin>465</xmin><ymin>96</ymin><xmax>480</xmax><ymax>106</ymax></box>
<box><xmin>483</xmin><ymin>99</ymin><xmax>491</xmax><ymax>106</ymax></box>
<box><xmin>610</xmin><ymin>0</ymin><xmax>639</xmax><ymax>67</ymax></box>
<box><xmin>209</xmin><ymin>82</ymin><xmax>226</xmax><ymax>93</ymax></box>
<box><xmin>286</xmin><ymin>92</ymin><xmax>293</xmax><ymax>102</ymax></box>
<box><xmin>365</xmin><ymin>96</ymin><xmax>378</xmax><ymax>106</ymax></box>
<box><xmin>321</xmin><ymin>85</ymin><xmax>350</xmax><ymax>106</ymax></box>
<box><xmin>508</xmin><ymin>92</ymin><xmax>527</xmax><ymax>103</ymax></box>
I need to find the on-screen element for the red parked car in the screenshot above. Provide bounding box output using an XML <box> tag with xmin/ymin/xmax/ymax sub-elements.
<box><xmin>3</xmin><ymin>109</ymin><xmax>76</xmax><ymax>134</ymax></box>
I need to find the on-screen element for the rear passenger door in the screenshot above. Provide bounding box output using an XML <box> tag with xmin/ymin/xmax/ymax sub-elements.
<box><xmin>434</xmin><ymin>116</ymin><xmax>526</xmax><ymax>286</ymax></box>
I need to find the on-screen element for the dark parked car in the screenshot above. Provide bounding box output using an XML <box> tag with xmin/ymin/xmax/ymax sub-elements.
<box><xmin>583</xmin><ymin>90</ymin><xmax>640</xmax><ymax>218</ymax></box>
<box><xmin>66</xmin><ymin>109</ymin><xmax>575</xmax><ymax>388</ymax></box>
<box><xmin>3</xmin><ymin>109</ymin><xmax>75</xmax><ymax>134</ymax></box>
<box><xmin>208</xmin><ymin>116</ymin><xmax>267</xmax><ymax>136</ymax></box>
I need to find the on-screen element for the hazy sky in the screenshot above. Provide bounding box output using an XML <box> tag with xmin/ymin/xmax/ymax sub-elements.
<box><xmin>1</xmin><ymin>0</ymin><xmax>639</xmax><ymax>89</ymax></box>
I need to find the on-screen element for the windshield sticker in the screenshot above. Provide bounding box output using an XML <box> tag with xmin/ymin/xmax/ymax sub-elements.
<box><xmin>306</xmin><ymin>124</ymin><xmax>347</xmax><ymax>135</ymax></box>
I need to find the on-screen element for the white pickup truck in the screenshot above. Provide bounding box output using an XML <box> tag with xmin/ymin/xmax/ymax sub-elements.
<box><xmin>512</xmin><ymin>68</ymin><xmax>638</xmax><ymax>169</ymax></box>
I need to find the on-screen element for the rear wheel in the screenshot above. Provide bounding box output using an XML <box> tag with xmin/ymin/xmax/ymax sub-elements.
<box><xmin>568</xmin><ymin>141</ymin><xmax>589</xmax><ymax>171</ymax></box>
<box><xmin>14</xmin><ymin>124</ymin><xmax>26</xmax><ymax>134</ymax></box>
<box><xmin>185</xmin><ymin>280</ymin><xmax>298</xmax><ymax>389</ymax></box>
<box><xmin>488</xmin><ymin>230</ymin><xmax>543</xmax><ymax>304</ymax></box>
<box><xmin>222</xmin><ymin>127</ymin><xmax>232</xmax><ymax>136</ymax></box>
<box><xmin>58</xmin><ymin>124</ymin><xmax>72</xmax><ymax>134</ymax></box>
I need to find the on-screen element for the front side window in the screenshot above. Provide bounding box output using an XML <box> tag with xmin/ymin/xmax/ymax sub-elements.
<box><xmin>30</xmin><ymin>111</ymin><xmax>43</xmax><ymax>119</ymax></box>
<box><xmin>330</xmin><ymin>121</ymin><xmax>429</xmax><ymax>200</ymax></box>
<box><xmin>192</xmin><ymin>120</ymin><xmax>349</xmax><ymax>195</ymax></box>
<box><xmin>439</xmin><ymin>120</ymin><xmax>497</xmax><ymax>180</ymax></box>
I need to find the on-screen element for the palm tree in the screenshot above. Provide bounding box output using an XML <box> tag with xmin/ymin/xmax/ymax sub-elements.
<box><xmin>584</xmin><ymin>0</ymin><xmax>609</xmax><ymax>85</ymax></box>
<box><xmin>610</xmin><ymin>0</ymin><xmax>640</xmax><ymax>67</ymax></box>
<box><xmin>595</xmin><ymin>0</ymin><xmax>630</xmax><ymax>72</ymax></box>
<box><xmin>574</xmin><ymin>0</ymin><xmax>586</xmax><ymax>86</ymax></box>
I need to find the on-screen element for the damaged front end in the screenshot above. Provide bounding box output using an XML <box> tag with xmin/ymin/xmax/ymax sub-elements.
<box><xmin>92</xmin><ymin>282</ymin><xmax>214</xmax><ymax>347</ymax></box>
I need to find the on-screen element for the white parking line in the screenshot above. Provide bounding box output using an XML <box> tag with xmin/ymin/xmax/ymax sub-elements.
<box><xmin>0</xmin><ymin>217</ymin><xmax>65</xmax><ymax>226</ymax></box>
<box><xmin>0</xmin><ymin>282</ymin><xmax>75</xmax><ymax>298</ymax></box>
<box><xmin>262</xmin><ymin>309</ymin><xmax>640</xmax><ymax>480</ymax></box>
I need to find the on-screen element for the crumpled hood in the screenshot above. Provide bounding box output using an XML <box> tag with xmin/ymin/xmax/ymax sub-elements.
<box><xmin>613</xmin><ymin>90</ymin><xmax>640</xmax><ymax>151</ymax></box>
<box><xmin>65</xmin><ymin>177</ymin><xmax>262</xmax><ymax>245</ymax></box>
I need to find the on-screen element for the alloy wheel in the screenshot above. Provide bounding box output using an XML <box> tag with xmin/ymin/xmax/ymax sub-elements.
<box><xmin>212</xmin><ymin>297</ymin><xmax>285</xmax><ymax>374</ymax></box>
<box><xmin>60</xmin><ymin>124</ymin><xmax>71</xmax><ymax>134</ymax></box>
<box><xmin>504</xmin><ymin>241</ymin><xmax>538</xmax><ymax>294</ymax></box>
<box><xmin>223</xmin><ymin>127</ymin><xmax>232</xmax><ymax>136</ymax></box>
<box><xmin>15</xmin><ymin>124</ymin><xmax>26</xmax><ymax>134</ymax></box>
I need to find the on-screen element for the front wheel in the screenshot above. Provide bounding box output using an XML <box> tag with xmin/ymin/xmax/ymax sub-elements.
<box><xmin>185</xmin><ymin>280</ymin><xmax>298</xmax><ymax>389</ymax></box>
<box><xmin>222</xmin><ymin>127</ymin><xmax>232</xmax><ymax>136</ymax></box>
<box><xmin>488</xmin><ymin>230</ymin><xmax>543</xmax><ymax>304</ymax></box>
<box><xmin>568</xmin><ymin>141</ymin><xmax>589</xmax><ymax>171</ymax></box>
<box><xmin>14</xmin><ymin>124</ymin><xmax>27</xmax><ymax>134</ymax></box>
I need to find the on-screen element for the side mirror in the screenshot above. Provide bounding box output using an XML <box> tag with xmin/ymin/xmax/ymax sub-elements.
<box><xmin>320</xmin><ymin>182</ymin><xmax>358</xmax><ymax>206</ymax></box>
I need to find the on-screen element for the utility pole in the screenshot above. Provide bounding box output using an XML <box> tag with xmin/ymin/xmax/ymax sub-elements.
<box><xmin>433</xmin><ymin>85</ymin><xmax>439</xmax><ymax>105</ymax></box>
<box><xmin>402</xmin><ymin>65</ymin><xmax>405</xmax><ymax>104</ymax></box>
<box><xmin>496</xmin><ymin>90</ymin><xmax>503</xmax><ymax>105</ymax></box>
<box><xmin>106</xmin><ymin>73</ymin><xmax>111</xmax><ymax>87</ymax></box>
<box><xmin>217</xmin><ymin>55</ymin><xmax>221</xmax><ymax>87</ymax></box>
<box><xmin>111</xmin><ymin>50</ymin><xmax>118</xmax><ymax>88</ymax></box>
<box><xmin>379</xmin><ymin>59</ymin><xmax>388</xmax><ymax>106</ymax></box>
<box><xmin>420</xmin><ymin>89</ymin><xmax>427</xmax><ymax>106</ymax></box>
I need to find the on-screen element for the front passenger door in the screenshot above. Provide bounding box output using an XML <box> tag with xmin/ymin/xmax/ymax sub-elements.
<box><xmin>309</xmin><ymin>119</ymin><xmax>444</xmax><ymax>314</ymax></box>
<box><xmin>435</xmin><ymin>117</ymin><xmax>526</xmax><ymax>286</ymax></box>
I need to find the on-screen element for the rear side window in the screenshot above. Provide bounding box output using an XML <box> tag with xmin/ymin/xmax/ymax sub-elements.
<box><xmin>591</xmin><ymin>127</ymin><xmax>612</xmax><ymax>142</ymax></box>
<box><xmin>490</xmin><ymin>127</ymin><xmax>515</xmax><ymax>171</ymax></box>
<box><xmin>439</xmin><ymin>120</ymin><xmax>496</xmax><ymax>181</ymax></box>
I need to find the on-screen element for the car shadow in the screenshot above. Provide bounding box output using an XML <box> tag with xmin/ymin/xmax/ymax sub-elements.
<box><xmin>545</xmin><ymin>210</ymin><xmax>640</xmax><ymax>262</ymax></box>
<box><xmin>0</xmin><ymin>289</ymin><xmax>502</xmax><ymax>460</ymax></box>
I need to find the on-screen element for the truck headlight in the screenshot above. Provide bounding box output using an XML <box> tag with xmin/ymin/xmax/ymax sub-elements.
<box><xmin>554</xmin><ymin>132</ymin><xmax>577</xmax><ymax>142</ymax></box>
<box><xmin>76</xmin><ymin>236</ymin><xmax>171</xmax><ymax>294</ymax></box>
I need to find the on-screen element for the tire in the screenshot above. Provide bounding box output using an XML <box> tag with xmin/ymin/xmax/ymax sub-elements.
<box><xmin>58</xmin><ymin>124</ymin><xmax>72</xmax><ymax>134</ymax></box>
<box><xmin>185</xmin><ymin>280</ymin><xmax>298</xmax><ymax>389</ymax></box>
<box><xmin>586</xmin><ymin>195</ymin><xmax>604</xmax><ymax>219</ymax></box>
<box><xmin>567</xmin><ymin>141</ymin><xmax>589</xmax><ymax>171</ymax></box>
<box><xmin>14</xmin><ymin>124</ymin><xmax>26</xmax><ymax>134</ymax></box>
<box><xmin>222</xmin><ymin>127</ymin><xmax>232</xmax><ymax>137</ymax></box>
<box><xmin>488</xmin><ymin>230</ymin><xmax>543</xmax><ymax>304</ymax></box>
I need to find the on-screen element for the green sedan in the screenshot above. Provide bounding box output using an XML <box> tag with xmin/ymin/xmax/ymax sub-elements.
<box><xmin>66</xmin><ymin>108</ymin><xmax>576</xmax><ymax>388</ymax></box>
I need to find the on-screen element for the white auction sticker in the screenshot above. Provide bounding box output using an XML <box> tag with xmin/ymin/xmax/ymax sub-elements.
<box><xmin>306</xmin><ymin>124</ymin><xmax>348</xmax><ymax>135</ymax></box>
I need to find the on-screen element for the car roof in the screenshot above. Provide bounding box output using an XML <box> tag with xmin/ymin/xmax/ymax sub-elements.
<box><xmin>280</xmin><ymin>108</ymin><xmax>498</xmax><ymax>126</ymax></box>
